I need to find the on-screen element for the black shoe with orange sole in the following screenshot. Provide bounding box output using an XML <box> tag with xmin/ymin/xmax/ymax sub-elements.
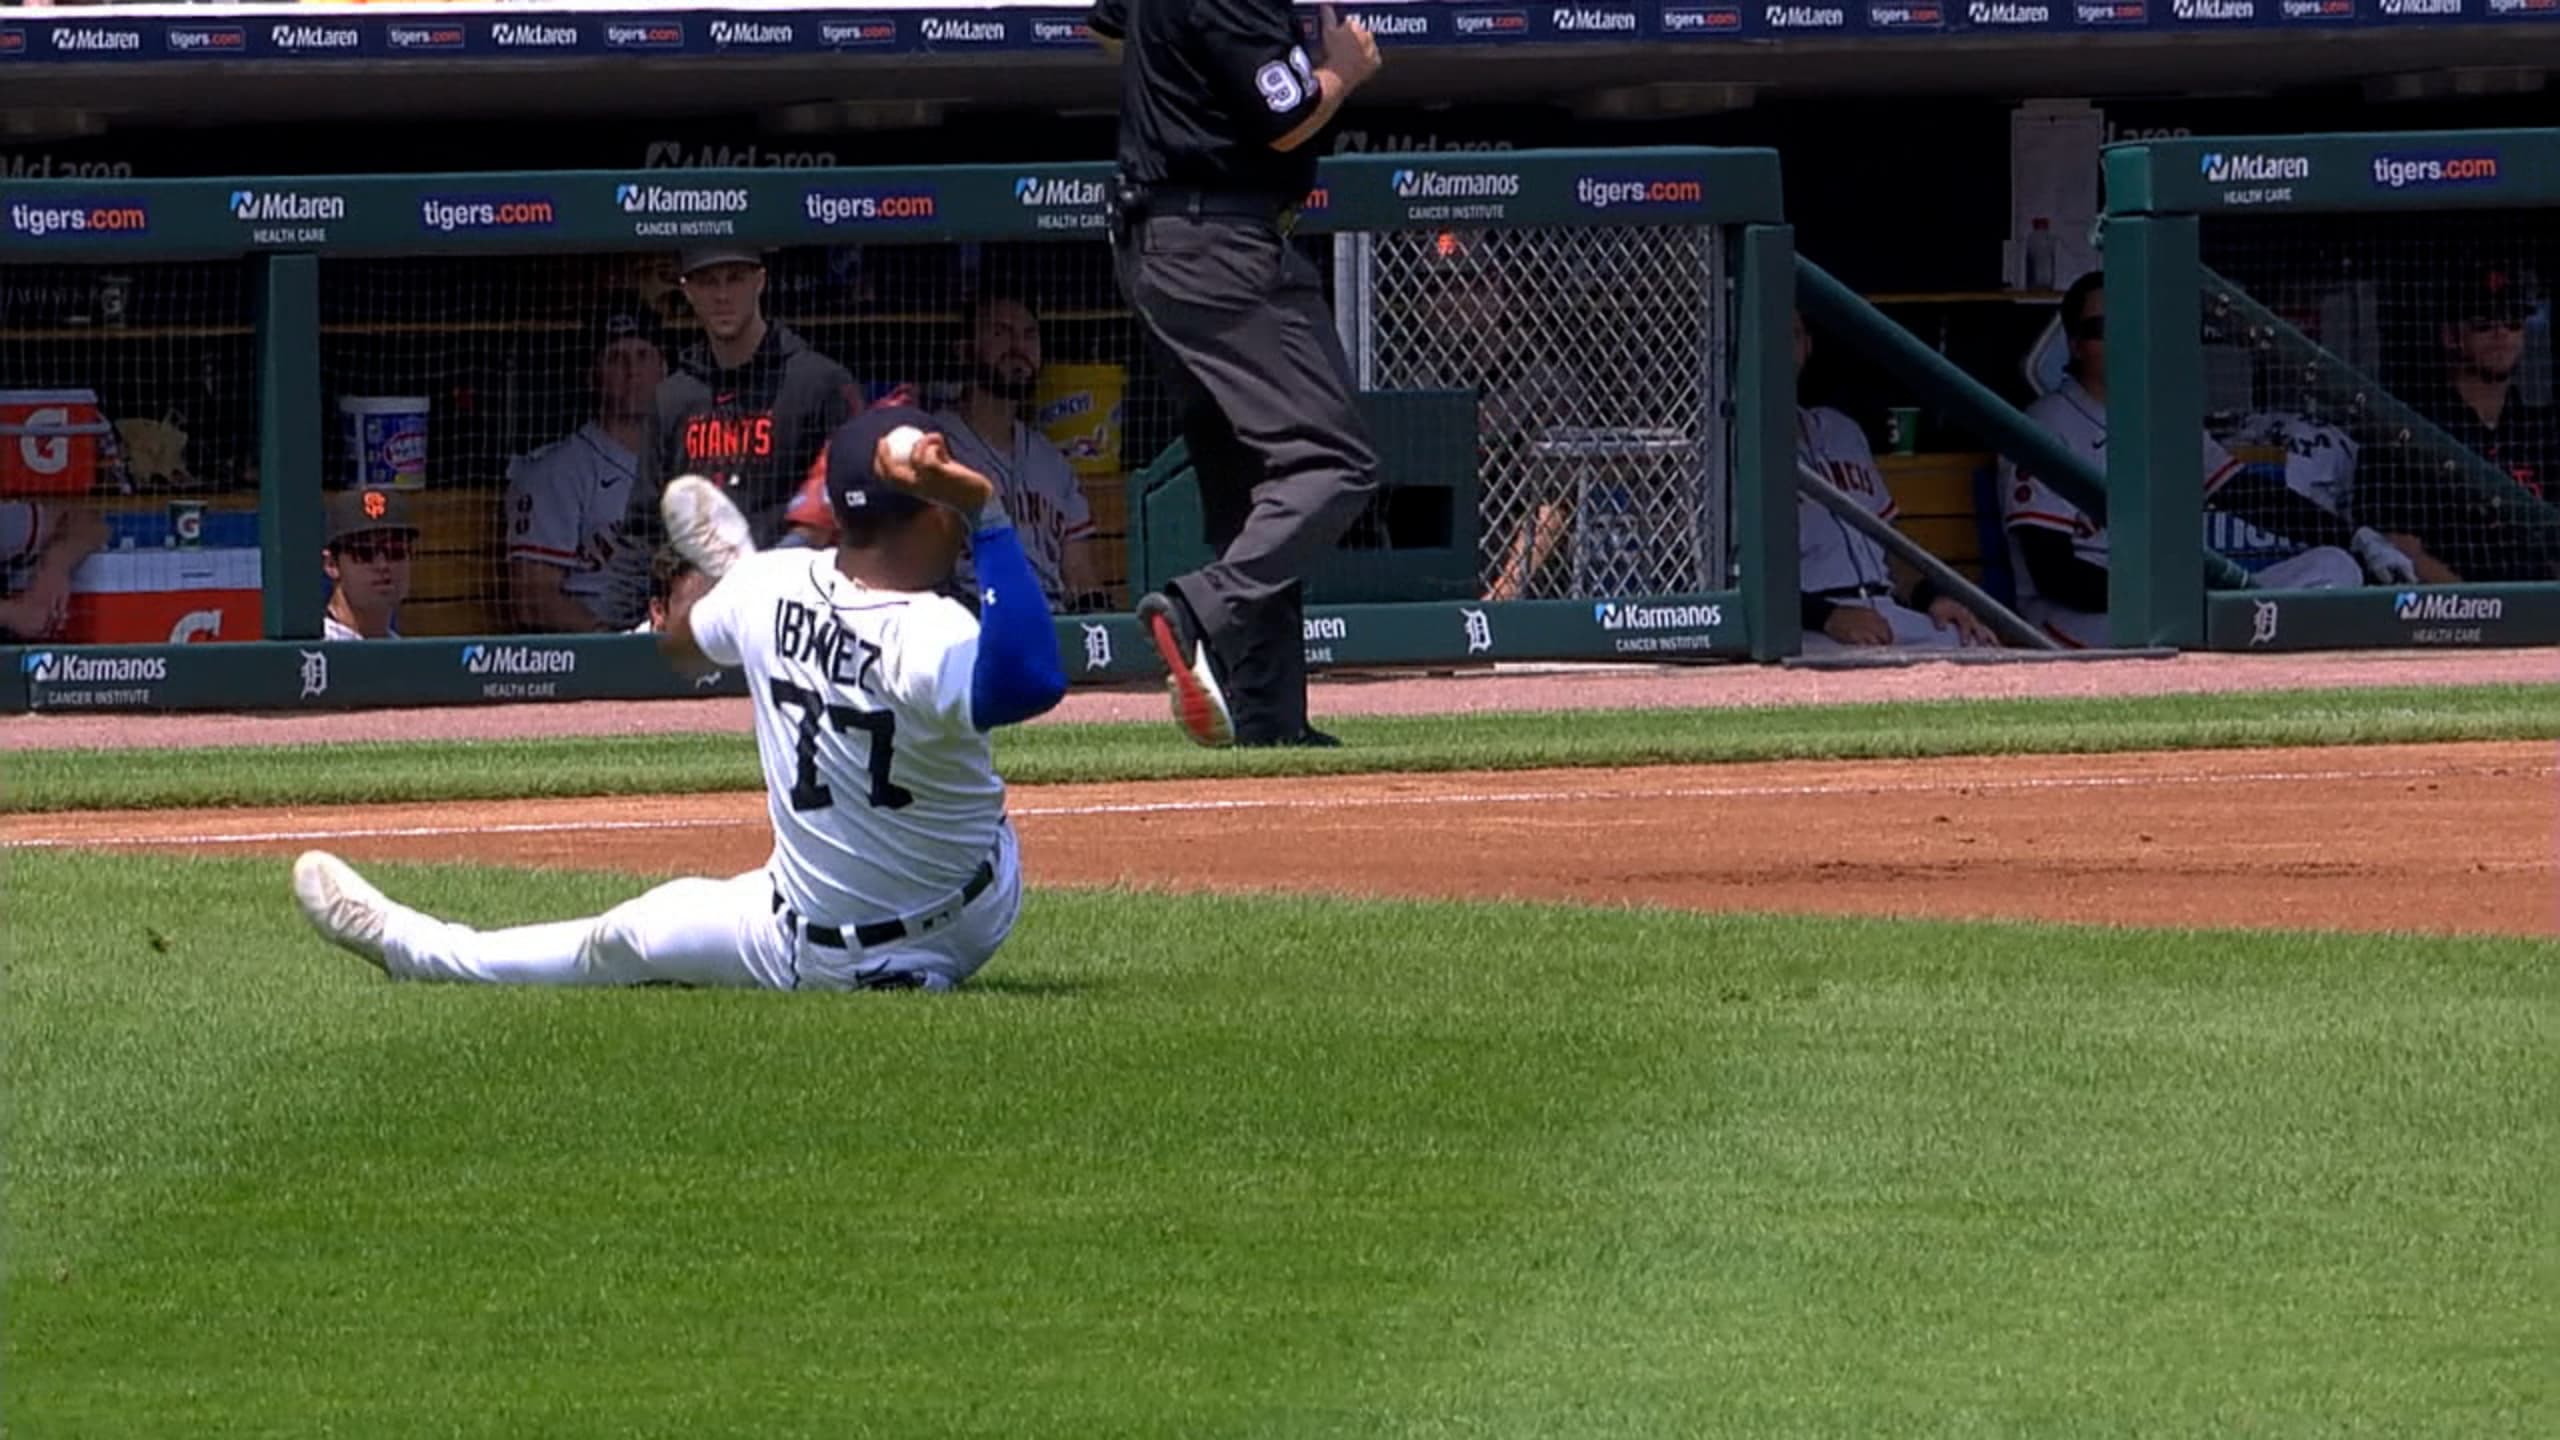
<box><xmin>1136</xmin><ymin>591</ymin><xmax>1235</xmax><ymax>749</ymax></box>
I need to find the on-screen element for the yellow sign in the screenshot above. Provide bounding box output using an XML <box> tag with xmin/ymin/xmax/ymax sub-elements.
<box><xmin>1033</xmin><ymin>364</ymin><xmax>1125</xmax><ymax>483</ymax></box>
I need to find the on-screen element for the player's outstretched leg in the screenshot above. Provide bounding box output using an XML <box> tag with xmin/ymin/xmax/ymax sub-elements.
<box><xmin>291</xmin><ymin>851</ymin><xmax>791</xmax><ymax>988</ymax></box>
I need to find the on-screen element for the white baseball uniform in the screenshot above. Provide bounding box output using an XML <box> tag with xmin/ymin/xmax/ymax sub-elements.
<box><xmin>1794</xmin><ymin>407</ymin><xmax>1969</xmax><ymax>653</ymax></box>
<box><xmin>502</xmin><ymin>423</ymin><xmax>652</xmax><ymax>630</ymax></box>
<box><xmin>933</xmin><ymin>411</ymin><xmax>1093</xmax><ymax>604</ymax></box>
<box><xmin>2204</xmin><ymin>411</ymin><xmax>2361</xmax><ymax>570</ymax></box>
<box><xmin>2000</xmin><ymin>378</ymin><xmax>2358</xmax><ymax>647</ymax></box>
<box><xmin>322</xmin><ymin>614</ymin><xmax>398</xmax><ymax>642</ymax></box>
<box><xmin>366</xmin><ymin>547</ymin><xmax>1021</xmax><ymax>992</ymax></box>
<box><xmin>2227</xmin><ymin>409</ymin><xmax>2358</xmax><ymax>515</ymax></box>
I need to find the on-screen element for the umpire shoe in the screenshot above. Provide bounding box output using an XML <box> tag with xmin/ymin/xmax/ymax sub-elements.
<box><xmin>661</xmin><ymin>474</ymin><xmax>755</xmax><ymax>581</ymax></box>
<box><xmin>1137</xmin><ymin>590</ymin><xmax>1235</xmax><ymax>749</ymax></box>
<box><xmin>291</xmin><ymin>850</ymin><xmax>395</xmax><ymax>974</ymax></box>
<box><xmin>1241</xmin><ymin>727</ymin><xmax>1340</xmax><ymax>749</ymax></box>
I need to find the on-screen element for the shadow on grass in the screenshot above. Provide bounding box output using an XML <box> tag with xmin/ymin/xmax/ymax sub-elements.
<box><xmin>960</xmin><ymin>975</ymin><xmax>1100</xmax><ymax>1000</ymax></box>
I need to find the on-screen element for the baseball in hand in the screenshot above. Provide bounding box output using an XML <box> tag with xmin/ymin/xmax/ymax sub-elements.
<box><xmin>885</xmin><ymin>425</ymin><xmax>926</xmax><ymax>467</ymax></box>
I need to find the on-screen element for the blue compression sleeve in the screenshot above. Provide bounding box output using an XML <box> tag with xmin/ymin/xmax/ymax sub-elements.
<box><xmin>967</xmin><ymin>521</ymin><xmax>1069</xmax><ymax>731</ymax></box>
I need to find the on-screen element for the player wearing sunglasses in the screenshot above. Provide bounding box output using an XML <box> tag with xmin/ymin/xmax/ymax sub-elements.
<box><xmin>322</xmin><ymin>488</ymin><xmax>420</xmax><ymax>642</ymax></box>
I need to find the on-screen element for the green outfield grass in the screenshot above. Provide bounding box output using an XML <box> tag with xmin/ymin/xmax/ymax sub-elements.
<box><xmin>8</xmin><ymin>683</ymin><xmax>2559</xmax><ymax>814</ymax></box>
<box><xmin>5</xmin><ymin>849</ymin><xmax>2549</xmax><ymax>1436</ymax></box>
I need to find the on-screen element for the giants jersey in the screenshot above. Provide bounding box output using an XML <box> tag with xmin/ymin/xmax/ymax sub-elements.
<box><xmin>1795</xmin><ymin>406</ymin><xmax>1898</xmax><ymax>595</ymax></box>
<box><xmin>502</xmin><ymin>423</ymin><xmax>649</xmax><ymax>629</ymax></box>
<box><xmin>647</xmin><ymin>325</ymin><xmax>859</xmax><ymax>546</ymax></box>
<box><xmin>2000</xmin><ymin>377</ymin><xmax>2241</xmax><ymax>601</ymax></box>
<box><xmin>932</xmin><ymin>411</ymin><xmax>1094</xmax><ymax>602</ymax></box>
<box><xmin>686</xmin><ymin>548</ymin><xmax>1001</xmax><ymax>924</ymax></box>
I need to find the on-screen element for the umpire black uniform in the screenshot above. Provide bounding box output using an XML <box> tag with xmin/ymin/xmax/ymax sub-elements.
<box><xmin>1088</xmin><ymin>0</ymin><xmax>1384</xmax><ymax>748</ymax></box>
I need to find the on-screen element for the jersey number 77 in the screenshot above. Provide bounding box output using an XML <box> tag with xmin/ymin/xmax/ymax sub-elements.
<box><xmin>767</xmin><ymin>676</ymin><xmax>915</xmax><ymax>812</ymax></box>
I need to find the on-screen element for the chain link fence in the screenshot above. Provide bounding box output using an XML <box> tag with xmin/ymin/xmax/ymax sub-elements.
<box><xmin>1337</xmin><ymin>223</ymin><xmax>1729</xmax><ymax>601</ymax></box>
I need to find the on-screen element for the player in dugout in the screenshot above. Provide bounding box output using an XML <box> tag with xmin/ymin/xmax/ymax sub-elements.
<box><xmin>2001</xmin><ymin>271</ymin><xmax>2417</xmax><ymax>647</ymax></box>
<box><xmin>0</xmin><ymin>497</ymin><xmax>107</xmax><ymax>642</ymax></box>
<box><xmin>2358</xmin><ymin>262</ymin><xmax>2560</xmax><ymax>582</ymax></box>
<box><xmin>321</xmin><ymin>488</ymin><xmax>420</xmax><ymax>642</ymax></box>
<box><xmin>639</xmin><ymin>246</ymin><xmax>872</xmax><ymax>547</ymax></box>
<box><xmin>502</xmin><ymin>298</ymin><xmax>670</xmax><ymax>633</ymax></box>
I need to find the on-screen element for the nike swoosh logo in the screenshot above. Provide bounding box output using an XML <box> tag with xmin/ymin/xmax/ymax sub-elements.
<box><xmin>599</xmin><ymin>474</ymin><xmax>627</xmax><ymax>489</ymax></box>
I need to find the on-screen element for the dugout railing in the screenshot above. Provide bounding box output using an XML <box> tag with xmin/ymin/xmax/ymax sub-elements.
<box><xmin>2101</xmin><ymin>127</ymin><xmax>2560</xmax><ymax>652</ymax></box>
<box><xmin>0</xmin><ymin>149</ymin><xmax>1796</xmax><ymax>713</ymax></box>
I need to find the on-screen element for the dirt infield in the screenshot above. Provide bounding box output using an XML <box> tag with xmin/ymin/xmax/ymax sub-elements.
<box><xmin>15</xmin><ymin>742</ymin><xmax>2553</xmax><ymax>938</ymax></box>
<box><xmin>7</xmin><ymin>648</ymin><xmax>2553</xmax><ymax>752</ymax></box>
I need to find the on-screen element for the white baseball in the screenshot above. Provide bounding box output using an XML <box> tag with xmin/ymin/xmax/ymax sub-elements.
<box><xmin>885</xmin><ymin>425</ymin><xmax>926</xmax><ymax>466</ymax></box>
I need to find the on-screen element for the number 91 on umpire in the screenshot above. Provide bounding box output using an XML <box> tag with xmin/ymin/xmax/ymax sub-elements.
<box><xmin>1085</xmin><ymin>2</ymin><xmax>1386</xmax><ymax>750</ymax></box>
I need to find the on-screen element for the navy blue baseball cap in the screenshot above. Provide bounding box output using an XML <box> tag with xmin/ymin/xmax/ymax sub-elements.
<box><xmin>823</xmin><ymin>405</ymin><xmax>934</xmax><ymax>536</ymax></box>
<box><xmin>590</xmin><ymin>295</ymin><xmax>669</xmax><ymax>361</ymax></box>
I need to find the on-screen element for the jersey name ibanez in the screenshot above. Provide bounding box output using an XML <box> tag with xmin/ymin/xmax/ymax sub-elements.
<box><xmin>686</xmin><ymin>548</ymin><xmax>1003</xmax><ymax>924</ymax></box>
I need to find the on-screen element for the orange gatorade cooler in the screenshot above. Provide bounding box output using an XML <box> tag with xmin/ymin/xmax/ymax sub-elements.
<box><xmin>0</xmin><ymin>388</ymin><xmax>111</xmax><ymax>495</ymax></box>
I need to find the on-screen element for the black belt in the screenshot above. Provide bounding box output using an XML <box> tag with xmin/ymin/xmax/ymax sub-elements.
<box><xmin>1816</xmin><ymin>582</ymin><xmax>1895</xmax><ymax>601</ymax></box>
<box><xmin>774</xmin><ymin>857</ymin><xmax>996</xmax><ymax>951</ymax></box>
<box><xmin>1118</xmin><ymin>185</ymin><xmax>1300</xmax><ymax>231</ymax></box>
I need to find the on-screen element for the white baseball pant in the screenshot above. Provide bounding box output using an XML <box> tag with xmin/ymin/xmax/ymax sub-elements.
<box><xmin>2026</xmin><ymin>545</ymin><xmax>2364</xmax><ymax>649</ymax></box>
<box><xmin>376</xmin><ymin>824</ymin><xmax>1022</xmax><ymax>992</ymax></box>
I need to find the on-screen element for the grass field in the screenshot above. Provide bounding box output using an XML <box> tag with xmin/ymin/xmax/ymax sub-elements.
<box><xmin>8</xmin><ymin>682</ymin><xmax>2559</xmax><ymax>812</ymax></box>
<box><xmin>7</xmin><ymin>849</ymin><xmax>2550</xmax><ymax>1436</ymax></box>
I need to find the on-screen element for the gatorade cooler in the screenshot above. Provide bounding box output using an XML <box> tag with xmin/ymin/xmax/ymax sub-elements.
<box><xmin>0</xmin><ymin>388</ymin><xmax>112</xmax><ymax>496</ymax></box>
<box><xmin>1034</xmin><ymin>365</ymin><xmax>1125</xmax><ymax>484</ymax></box>
<box><xmin>340</xmin><ymin>395</ymin><xmax>429</xmax><ymax>490</ymax></box>
<box><xmin>63</xmin><ymin>546</ymin><xmax>263</xmax><ymax>643</ymax></box>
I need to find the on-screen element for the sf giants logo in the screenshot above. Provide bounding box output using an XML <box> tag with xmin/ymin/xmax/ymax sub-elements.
<box><xmin>685</xmin><ymin>413</ymin><xmax>775</xmax><ymax>461</ymax></box>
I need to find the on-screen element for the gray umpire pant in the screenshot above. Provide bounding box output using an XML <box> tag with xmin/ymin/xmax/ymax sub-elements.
<box><xmin>1113</xmin><ymin>208</ymin><xmax>1378</xmax><ymax>742</ymax></box>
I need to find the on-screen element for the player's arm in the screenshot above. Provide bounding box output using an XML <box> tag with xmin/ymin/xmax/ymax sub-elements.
<box><xmin>1203</xmin><ymin>2</ymin><xmax>1381</xmax><ymax>155</ymax></box>
<box><xmin>654</xmin><ymin>559</ymin><xmax>753</xmax><ymax>679</ymax></box>
<box><xmin>507</xmin><ymin>559</ymin><xmax>608</xmax><ymax>633</ymax></box>
<box><xmin>0</xmin><ymin>502</ymin><xmax>106</xmax><ymax>638</ymax></box>
<box><xmin>1883</xmin><ymin>552</ymin><xmax>1998</xmax><ymax>646</ymax></box>
<box><xmin>876</xmin><ymin>431</ymin><xmax>1068</xmax><ymax>730</ymax></box>
<box><xmin>2011</xmin><ymin>527</ymin><xmax>2108</xmax><ymax>613</ymax></box>
<box><xmin>1485</xmin><ymin>499</ymin><xmax>1567</xmax><ymax>601</ymax></box>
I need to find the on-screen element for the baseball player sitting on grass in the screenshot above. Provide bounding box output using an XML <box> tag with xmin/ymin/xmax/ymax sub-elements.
<box><xmin>289</xmin><ymin>406</ymin><xmax>1069</xmax><ymax>992</ymax></box>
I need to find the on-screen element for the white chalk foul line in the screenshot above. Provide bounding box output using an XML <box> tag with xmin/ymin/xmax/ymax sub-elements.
<box><xmin>0</xmin><ymin>817</ymin><xmax>750</xmax><ymax>851</ymax></box>
<box><xmin>3</xmin><ymin>760</ymin><xmax>2543</xmax><ymax>851</ymax></box>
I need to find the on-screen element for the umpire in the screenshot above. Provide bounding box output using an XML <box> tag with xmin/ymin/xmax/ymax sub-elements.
<box><xmin>1088</xmin><ymin>1</ymin><xmax>1385</xmax><ymax>749</ymax></box>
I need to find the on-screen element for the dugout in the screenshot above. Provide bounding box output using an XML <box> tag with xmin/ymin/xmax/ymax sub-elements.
<box><xmin>2</xmin><ymin>10</ymin><xmax>2554</xmax><ymax>709</ymax></box>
